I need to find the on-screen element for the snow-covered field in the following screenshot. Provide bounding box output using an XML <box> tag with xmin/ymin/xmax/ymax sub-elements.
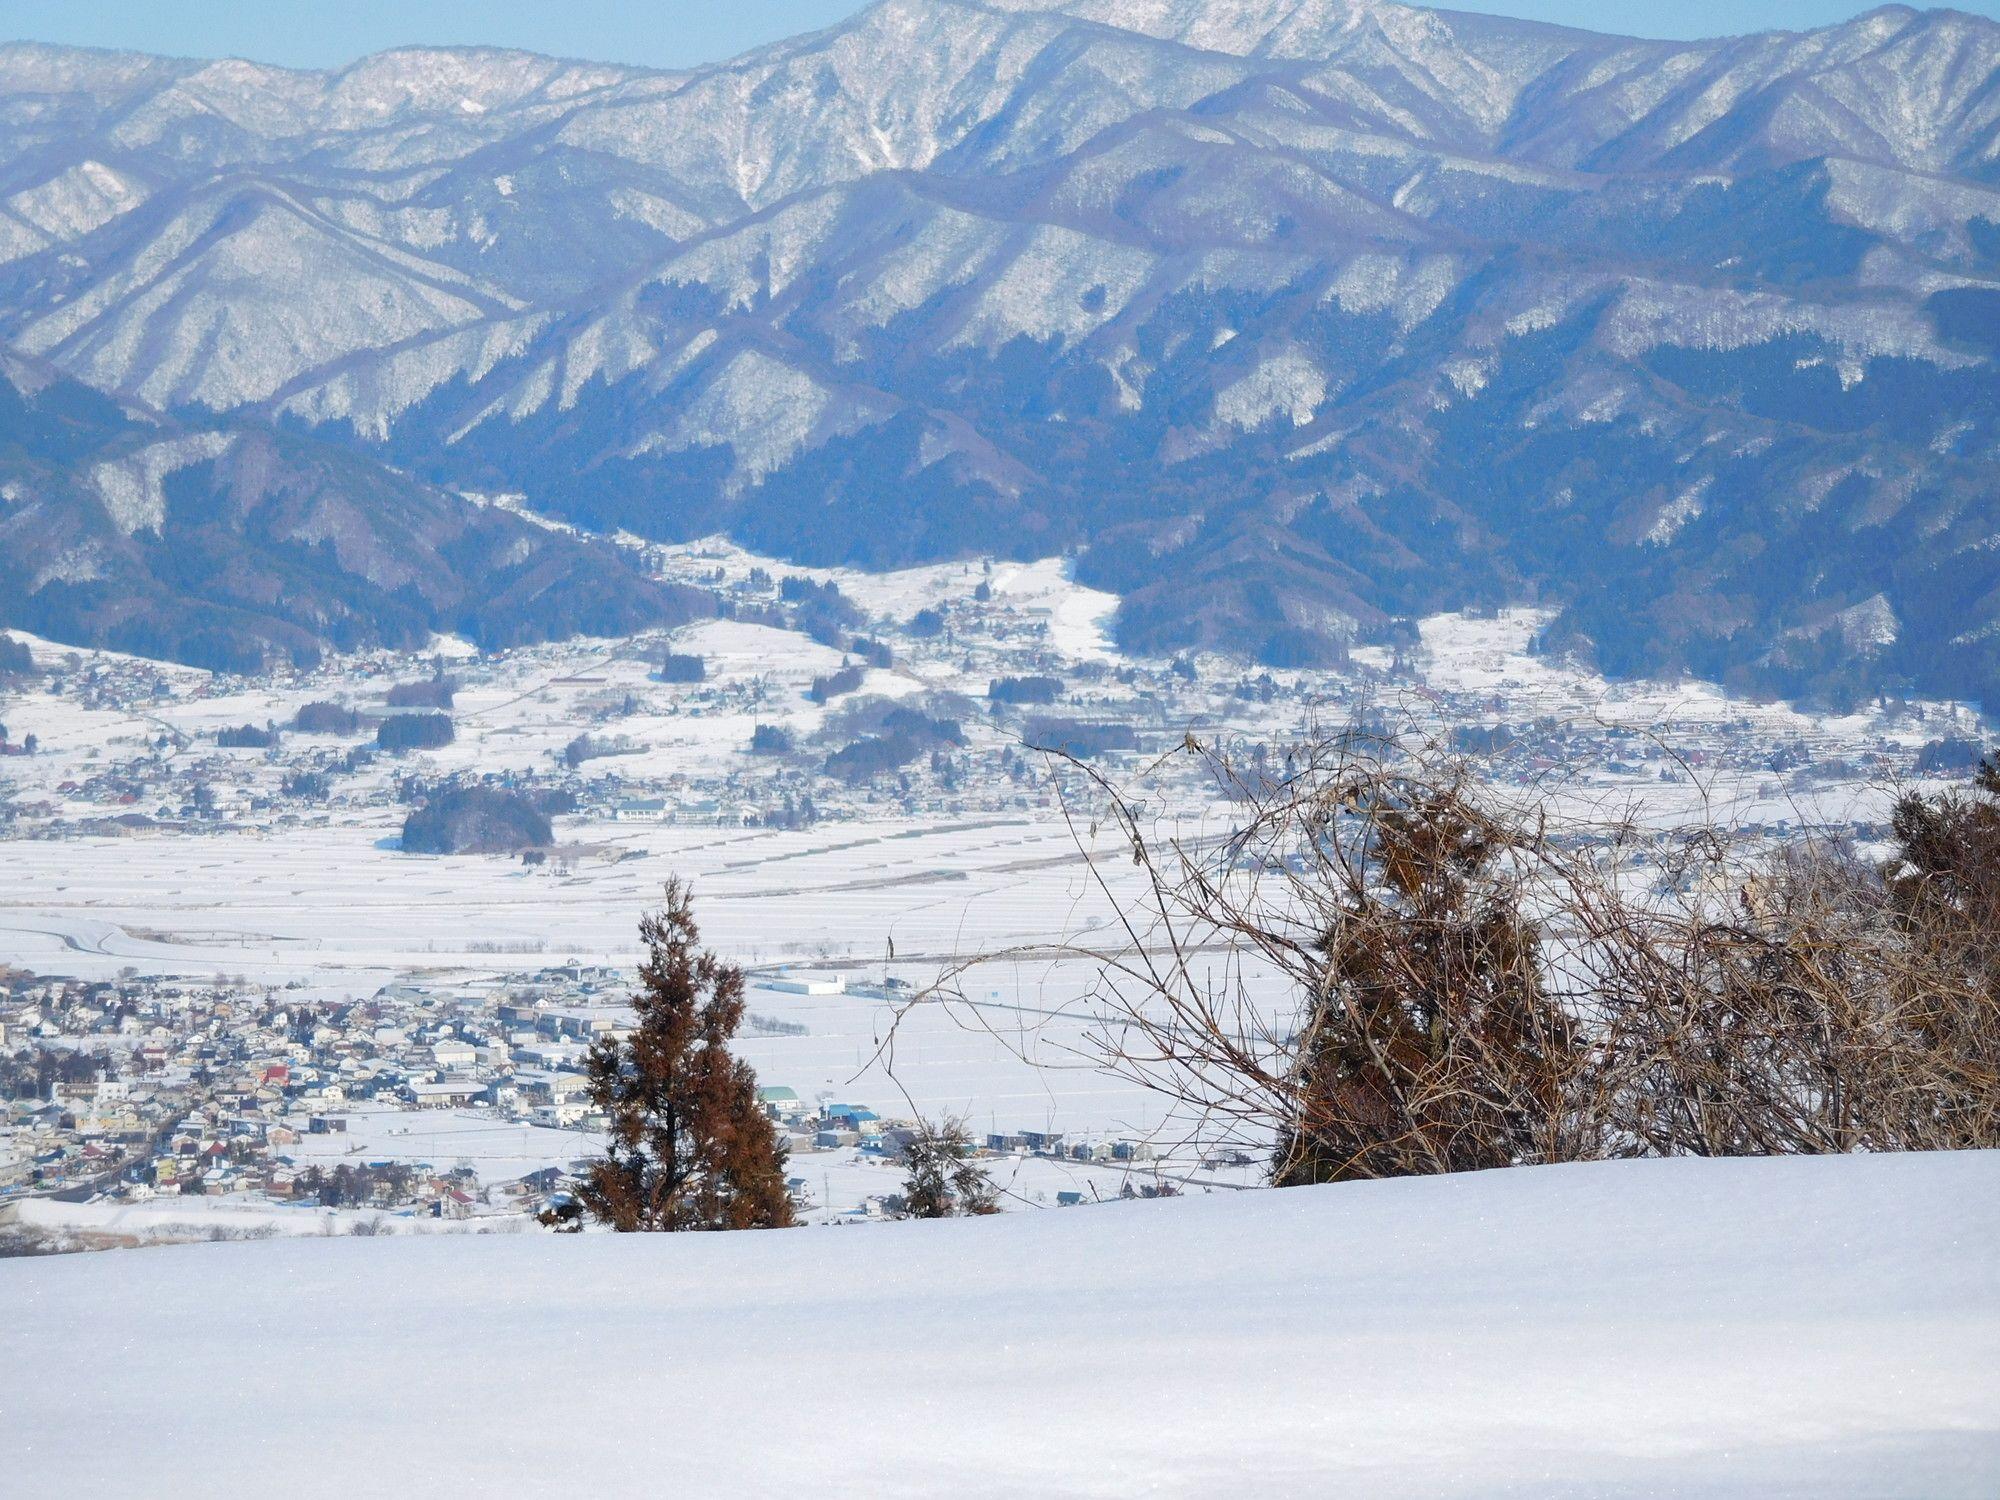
<box><xmin>2</xmin><ymin>1191</ymin><xmax>532</xmax><ymax>1248</ymax></box>
<box><xmin>7</xmin><ymin>1151</ymin><xmax>1996</xmax><ymax>1497</ymax></box>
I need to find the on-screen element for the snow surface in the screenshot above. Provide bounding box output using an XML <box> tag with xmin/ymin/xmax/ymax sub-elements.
<box><xmin>5</xmin><ymin>1151</ymin><xmax>1996</xmax><ymax>1496</ymax></box>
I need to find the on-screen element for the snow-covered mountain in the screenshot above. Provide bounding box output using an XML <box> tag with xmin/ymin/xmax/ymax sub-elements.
<box><xmin>0</xmin><ymin>351</ymin><xmax>704</xmax><ymax>670</ymax></box>
<box><xmin>2</xmin><ymin>1</ymin><xmax>1997</xmax><ymax>697</ymax></box>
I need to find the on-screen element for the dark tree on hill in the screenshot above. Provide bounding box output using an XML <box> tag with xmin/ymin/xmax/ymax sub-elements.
<box><xmin>824</xmin><ymin>734</ymin><xmax>921</xmax><ymax>785</ymax></box>
<box><xmin>568</xmin><ymin>881</ymin><xmax>794</xmax><ymax>1232</ymax></box>
<box><xmin>1024</xmin><ymin>719</ymin><xmax>1138</xmax><ymax>759</ymax></box>
<box><xmin>293</xmin><ymin>701</ymin><xmax>360</xmax><ymax>735</ymax></box>
<box><xmin>989</xmin><ymin>674</ymin><xmax>1062</xmax><ymax>705</ymax></box>
<box><xmin>378</xmin><ymin>713</ymin><xmax>454</xmax><ymax>751</ymax></box>
<box><xmin>899</xmin><ymin>1117</ymin><xmax>999</xmax><ymax>1219</ymax></box>
<box><xmin>401</xmin><ymin>785</ymin><xmax>551</xmax><ymax>855</ymax></box>
<box><xmin>386</xmin><ymin>676</ymin><xmax>457</xmax><ymax>709</ymax></box>
<box><xmin>808</xmin><ymin>664</ymin><xmax>865</xmax><ymax>704</ymax></box>
<box><xmin>656</xmin><ymin>652</ymin><xmax>706</xmax><ymax>684</ymax></box>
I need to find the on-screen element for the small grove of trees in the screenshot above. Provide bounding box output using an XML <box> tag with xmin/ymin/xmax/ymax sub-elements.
<box><xmin>989</xmin><ymin>675</ymin><xmax>1062</xmax><ymax>706</ymax></box>
<box><xmin>401</xmin><ymin>785</ymin><xmax>551</xmax><ymax>855</ymax></box>
<box><xmin>296</xmin><ymin>1162</ymin><xmax>415</xmax><ymax>1208</ymax></box>
<box><xmin>824</xmin><ymin>709</ymin><xmax>964</xmax><ymax>785</ymax></box>
<box><xmin>749</xmin><ymin>724</ymin><xmax>794</xmax><ymax>755</ymax></box>
<box><xmin>549</xmin><ymin>881</ymin><xmax>794</xmax><ymax>1232</ymax></box>
<box><xmin>825</xmin><ymin>734</ymin><xmax>922</xmax><ymax>785</ymax></box>
<box><xmin>809</xmin><ymin>664</ymin><xmax>866</xmax><ymax>705</ymax></box>
<box><xmin>781</xmin><ymin>576</ymin><xmax>863</xmax><ymax>648</ymax></box>
<box><xmin>760</xmin><ymin>792</ymin><xmax>818</xmax><ymax>829</ymax></box>
<box><xmin>656</xmin><ymin>652</ymin><xmax>707</xmax><ymax>684</ymax></box>
<box><xmin>1916</xmin><ymin>737</ymin><xmax>1986</xmax><ymax>774</ymax></box>
<box><xmin>386</xmin><ymin>676</ymin><xmax>457</xmax><ymax>709</ymax></box>
<box><xmin>563</xmin><ymin>732</ymin><xmax>631</xmax><ymax>769</ymax></box>
<box><xmin>919</xmin><ymin>736</ymin><xmax>2000</xmax><ymax>1188</ymax></box>
<box><xmin>217</xmin><ymin>722</ymin><xmax>279</xmax><ymax>749</ymax></box>
<box><xmin>1024</xmin><ymin>719</ymin><xmax>1138</xmax><ymax>760</ymax></box>
<box><xmin>898</xmin><ymin>1117</ymin><xmax>999</xmax><ymax>1218</ymax></box>
<box><xmin>282</xmin><ymin>770</ymin><xmax>331</xmax><ymax>801</ymax></box>
<box><xmin>883</xmin><ymin>707</ymin><xmax>963</xmax><ymax>747</ymax></box>
<box><xmin>378</xmin><ymin>713</ymin><xmax>454</xmax><ymax>752</ymax></box>
<box><xmin>0</xmin><ymin>635</ymin><xmax>36</xmax><ymax>677</ymax></box>
<box><xmin>293</xmin><ymin>701</ymin><xmax>360</xmax><ymax>735</ymax></box>
<box><xmin>0</xmin><ymin>1046</ymin><xmax>101</xmax><ymax>1102</ymax></box>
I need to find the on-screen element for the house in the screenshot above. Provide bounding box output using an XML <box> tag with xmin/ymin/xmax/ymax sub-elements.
<box><xmin>759</xmin><ymin>972</ymin><xmax>844</xmax><ymax>996</ymax></box>
<box><xmin>541</xmin><ymin>1008</ymin><xmax>628</xmax><ymax>1042</ymax></box>
<box><xmin>757</xmin><ymin>1086</ymin><xmax>805</xmax><ymax>1122</ymax></box>
<box><xmin>403</xmin><ymin>1079</ymin><xmax>485</xmax><ymax>1110</ymax></box>
<box><xmin>485</xmin><ymin>1080</ymin><xmax>521</xmax><ymax>1110</ymax></box>
<box><xmin>516</xmin><ymin>1071</ymin><xmax>591</xmax><ymax>1108</ymax></box>
<box><xmin>822</xmin><ymin>1104</ymin><xmax>881</xmax><ymax>1136</ymax></box>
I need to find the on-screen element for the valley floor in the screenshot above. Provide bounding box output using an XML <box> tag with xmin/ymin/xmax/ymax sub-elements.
<box><xmin>6</xmin><ymin>1151</ymin><xmax>1997</xmax><ymax>1497</ymax></box>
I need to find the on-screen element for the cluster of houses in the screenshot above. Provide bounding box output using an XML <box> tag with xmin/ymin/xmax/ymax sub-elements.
<box><xmin>751</xmin><ymin>1086</ymin><xmax>1155</xmax><ymax>1172</ymax></box>
<box><xmin>0</xmin><ymin>964</ymin><xmax>1171</xmax><ymax>1236</ymax></box>
<box><xmin>11</xmin><ymin>579</ymin><xmax>1979</xmax><ymax>854</ymax></box>
<box><xmin>0</xmin><ymin>966</ymin><xmax>630</xmax><ymax>1215</ymax></box>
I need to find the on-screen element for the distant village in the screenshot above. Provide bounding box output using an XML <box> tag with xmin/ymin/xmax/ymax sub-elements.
<box><xmin>0</xmin><ymin>960</ymin><xmax>1178</xmax><ymax>1250</ymax></box>
<box><xmin>2</xmin><ymin>551</ymin><xmax>1983</xmax><ymax>852</ymax></box>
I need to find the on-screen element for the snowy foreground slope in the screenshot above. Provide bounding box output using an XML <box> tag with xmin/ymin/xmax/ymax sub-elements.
<box><xmin>8</xmin><ymin>1154</ymin><xmax>1999</xmax><ymax>1498</ymax></box>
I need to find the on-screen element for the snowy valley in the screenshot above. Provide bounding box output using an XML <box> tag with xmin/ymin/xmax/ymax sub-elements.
<box><xmin>2</xmin><ymin>2</ymin><xmax>1999</xmax><ymax>1494</ymax></box>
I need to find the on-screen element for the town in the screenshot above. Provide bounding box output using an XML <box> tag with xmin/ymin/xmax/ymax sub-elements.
<box><xmin>0</xmin><ymin>956</ymin><xmax>1194</xmax><ymax>1252</ymax></box>
<box><xmin>1</xmin><ymin>540</ymin><xmax>1982</xmax><ymax>851</ymax></box>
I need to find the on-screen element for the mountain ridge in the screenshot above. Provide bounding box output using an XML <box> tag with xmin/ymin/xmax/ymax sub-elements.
<box><xmin>0</xmin><ymin>348</ymin><xmax>708</xmax><ymax>671</ymax></box>
<box><xmin>2</xmin><ymin>0</ymin><xmax>1997</xmax><ymax>701</ymax></box>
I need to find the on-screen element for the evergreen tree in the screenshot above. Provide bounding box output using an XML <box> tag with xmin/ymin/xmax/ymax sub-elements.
<box><xmin>899</xmin><ymin>1116</ymin><xmax>999</xmax><ymax>1218</ymax></box>
<box><xmin>570</xmin><ymin>881</ymin><xmax>794</xmax><ymax>1231</ymax></box>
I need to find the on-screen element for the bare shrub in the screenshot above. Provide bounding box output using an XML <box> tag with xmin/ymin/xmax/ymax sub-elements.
<box><xmin>910</xmin><ymin>734</ymin><xmax>2000</xmax><ymax>1187</ymax></box>
<box><xmin>1594</xmin><ymin>788</ymin><xmax>2000</xmax><ymax>1157</ymax></box>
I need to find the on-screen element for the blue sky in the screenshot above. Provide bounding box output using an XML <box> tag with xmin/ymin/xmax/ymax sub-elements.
<box><xmin>3</xmin><ymin>0</ymin><xmax>1995</xmax><ymax>70</ymax></box>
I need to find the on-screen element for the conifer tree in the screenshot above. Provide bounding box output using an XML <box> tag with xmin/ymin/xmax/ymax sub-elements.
<box><xmin>1274</xmin><ymin>786</ymin><xmax>1579</xmax><ymax>1186</ymax></box>
<box><xmin>899</xmin><ymin>1116</ymin><xmax>1000</xmax><ymax>1218</ymax></box>
<box><xmin>571</xmin><ymin>880</ymin><xmax>794</xmax><ymax>1231</ymax></box>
